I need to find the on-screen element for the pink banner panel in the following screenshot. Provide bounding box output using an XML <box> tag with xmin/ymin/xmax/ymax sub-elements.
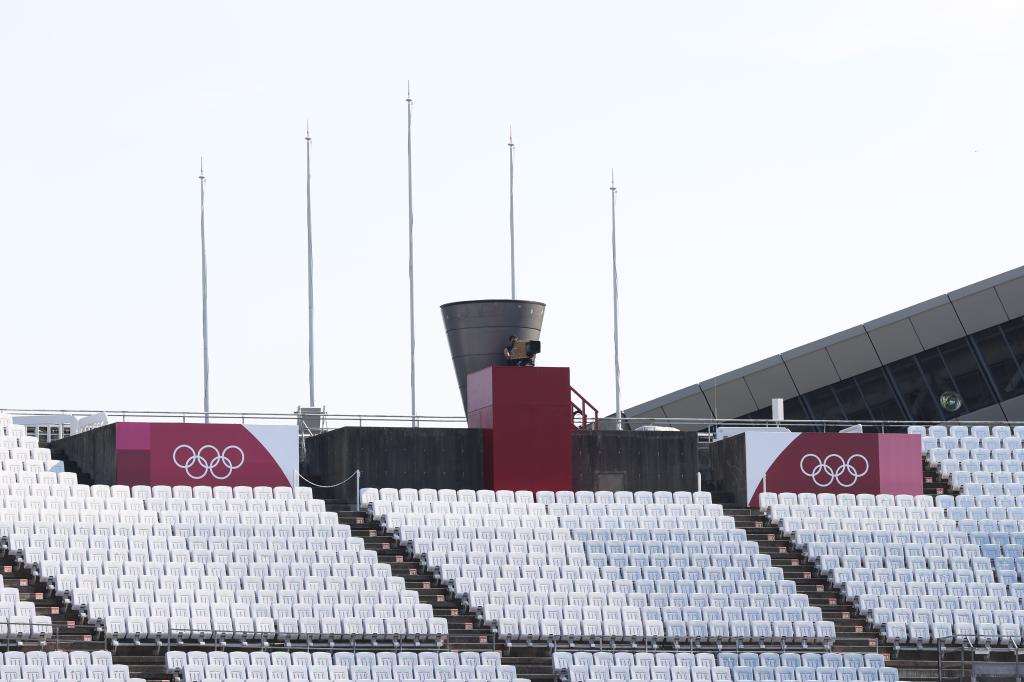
<box><xmin>745</xmin><ymin>432</ymin><xmax>922</xmax><ymax>506</ymax></box>
<box><xmin>115</xmin><ymin>423</ymin><xmax>298</xmax><ymax>487</ymax></box>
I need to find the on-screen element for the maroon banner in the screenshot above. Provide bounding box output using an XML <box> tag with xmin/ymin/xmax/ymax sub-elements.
<box><xmin>114</xmin><ymin>423</ymin><xmax>298</xmax><ymax>487</ymax></box>
<box><xmin>743</xmin><ymin>432</ymin><xmax>922</xmax><ymax>506</ymax></box>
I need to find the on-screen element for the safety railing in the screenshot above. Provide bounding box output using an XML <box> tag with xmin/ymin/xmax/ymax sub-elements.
<box><xmin>4</xmin><ymin>406</ymin><xmax>1021</xmax><ymax>437</ymax></box>
<box><xmin>0</xmin><ymin>408</ymin><xmax>467</xmax><ymax>430</ymax></box>
<box><xmin>570</xmin><ymin>388</ymin><xmax>599</xmax><ymax>431</ymax></box>
<box><xmin>611</xmin><ymin>415</ymin><xmax>1024</xmax><ymax>434</ymax></box>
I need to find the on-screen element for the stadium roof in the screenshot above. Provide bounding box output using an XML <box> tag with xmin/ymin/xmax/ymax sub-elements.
<box><xmin>625</xmin><ymin>265</ymin><xmax>1024</xmax><ymax>424</ymax></box>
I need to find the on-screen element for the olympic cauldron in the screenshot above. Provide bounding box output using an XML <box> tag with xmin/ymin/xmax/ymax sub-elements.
<box><xmin>707</xmin><ymin>431</ymin><xmax>923</xmax><ymax>507</ymax></box>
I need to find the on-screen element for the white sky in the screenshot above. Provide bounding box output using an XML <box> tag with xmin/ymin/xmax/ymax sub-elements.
<box><xmin>1</xmin><ymin>2</ymin><xmax>1022</xmax><ymax>420</ymax></box>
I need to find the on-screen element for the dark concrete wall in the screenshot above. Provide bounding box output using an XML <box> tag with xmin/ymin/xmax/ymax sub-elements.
<box><xmin>303</xmin><ymin>427</ymin><xmax>486</xmax><ymax>503</ymax></box>
<box><xmin>47</xmin><ymin>424</ymin><xmax>118</xmax><ymax>485</ymax></box>
<box><xmin>572</xmin><ymin>431</ymin><xmax>698</xmax><ymax>491</ymax></box>
<box><xmin>303</xmin><ymin>427</ymin><xmax>702</xmax><ymax>500</ymax></box>
<box><xmin>708</xmin><ymin>434</ymin><xmax>747</xmax><ymax>506</ymax></box>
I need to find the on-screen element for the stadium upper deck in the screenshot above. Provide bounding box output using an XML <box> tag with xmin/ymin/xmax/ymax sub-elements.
<box><xmin>624</xmin><ymin>266</ymin><xmax>1024</xmax><ymax>427</ymax></box>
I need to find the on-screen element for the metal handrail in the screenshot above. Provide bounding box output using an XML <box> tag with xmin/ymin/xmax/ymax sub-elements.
<box><xmin>5</xmin><ymin>406</ymin><xmax>1021</xmax><ymax>434</ymax></box>
<box><xmin>570</xmin><ymin>387</ymin><xmax>599</xmax><ymax>431</ymax></box>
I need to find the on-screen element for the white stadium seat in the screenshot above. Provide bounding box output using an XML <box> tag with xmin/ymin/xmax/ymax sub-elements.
<box><xmin>0</xmin><ymin>411</ymin><xmax>443</xmax><ymax>646</ymax></box>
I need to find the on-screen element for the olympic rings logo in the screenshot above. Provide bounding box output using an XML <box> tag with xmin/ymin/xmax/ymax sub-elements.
<box><xmin>172</xmin><ymin>444</ymin><xmax>245</xmax><ymax>480</ymax></box>
<box><xmin>799</xmin><ymin>453</ymin><xmax>869</xmax><ymax>488</ymax></box>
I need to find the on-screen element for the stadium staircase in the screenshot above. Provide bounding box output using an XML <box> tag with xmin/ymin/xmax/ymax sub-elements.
<box><xmin>921</xmin><ymin>458</ymin><xmax>946</xmax><ymax>498</ymax></box>
<box><xmin>722</xmin><ymin>507</ymin><xmax>968</xmax><ymax>682</ymax></box>
<box><xmin>331</xmin><ymin>503</ymin><xmax>557</xmax><ymax>682</ymax></box>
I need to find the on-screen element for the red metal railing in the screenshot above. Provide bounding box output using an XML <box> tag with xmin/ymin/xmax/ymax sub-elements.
<box><xmin>570</xmin><ymin>386</ymin><xmax>599</xmax><ymax>431</ymax></box>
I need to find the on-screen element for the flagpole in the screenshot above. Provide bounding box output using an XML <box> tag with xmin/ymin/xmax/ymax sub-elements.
<box><xmin>611</xmin><ymin>170</ymin><xmax>622</xmax><ymax>429</ymax></box>
<box><xmin>199</xmin><ymin>159</ymin><xmax>210</xmax><ymax>423</ymax></box>
<box><xmin>407</xmin><ymin>84</ymin><xmax>417</xmax><ymax>427</ymax></box>
<box><xmin>305</xmin><ymin>124</ymin><xmax>315</xmax><ymax>407</ymax></box>
<box><xmin>508</xmin><ymin>129</ymin><xmax>516</xmax><ymax>299</ymax></box>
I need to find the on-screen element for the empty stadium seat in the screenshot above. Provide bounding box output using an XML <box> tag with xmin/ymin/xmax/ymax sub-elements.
<box><xmin>0</xmin><ymin>650</ymin><xmax>141</xmax><ymax>682</ymax></box>
<box><xmin>166</xmin><ymin>649</ymin><xmax>526</xmax><ymax>682</ymax></box>
<box><xmin>0</xmin><ymin>411</ymin><xmax>446</xmax><ymax>647</ymax></box>
<box><xmin>768</xmin><ymin>479</ymin><xmax>1024</xmax><ymax>648</ymax></box>
<box><xmin>365</xmin><ymin>487</ymin><xmax>831</xmax><ymax>647</ymax></box>
<box><xmin>551</xmin><ymin>651</ymin><xmax>897</xmax><ymax>682</ymax></box>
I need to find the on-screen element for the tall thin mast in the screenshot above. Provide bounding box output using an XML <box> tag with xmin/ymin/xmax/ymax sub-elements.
<box><xmin>508</xmin><ymin>129</ymin><xmax>516</xmax><ymax>299</ymax></box>
<box><xmin>199</xmin><ymin>159</ymin><xmax>210</xmax><ymax>423</ymax></box>
<box><xmin>407</xmin><ymin>84</ymin><xmax>417</xmax><ymax>426</ymax></box>
<box><xmin>305</xmin><ymin>124</ymin><xmax>315</xmax><ymax>407</ymax></box>
<box><xmin>611</xmin><ymin>170</ymin><xmax>622</xmax><ymax>429</ymax></box>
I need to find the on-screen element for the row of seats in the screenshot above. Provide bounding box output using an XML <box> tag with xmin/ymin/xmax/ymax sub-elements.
<box><xmin>929</xmin><ymin>449</ymin><xmax>1024</xmax><ymax>471</ymax></box>
<box><xmin>170</xmin><ymin>650</ymin><xmax>504</xmax><ymax>669</ymax></box>
<box><xmin>73</xmin><ymin>580</ymin><xmax>411</xmax><ymax>605</ymax></box>
<box><xmin>3</xmin><ymin>516</ymin><xmax>341</xmax><ymax>537</ymax></box>
<box><xmin>408</xmin><ymin>527</ymin><xmax>744</xmax><ymax>548</ymax></box>
<box><xmin>922</xmin><ymin>437</ymin><xmax>1023</xmax><ymax>453</ymax></box>
<box><xmin>0</xmin><ymin>447</ymin><xmax>50</xmax><ymax>461</ymax></box>
<box><xmin>555</xmin><ymin>651</ymin><xmax>894</xmax><ymax>682</ymax></box>
<box><xmin>44</xmin><ymin>556</ymin><xmax>388</xmax><ymax>582</ymax></box>
<box><xmin>947</xmin><ymin>473</ymin><xmax>1024</xmax><ymax>490</ymax></box>
<box><xmin>758</xmin><ymin>493</ymin><xmax>932</xmax><ymax>509</ymax></box>
<box><xmin>934</xmin><ymin>494</ymin><xmax>1024</xmax><ymax>508</ymax></box>
<box><xmin>85</xmin><ymin>590</ymin><xmax>429</xmax><ymax>619</ymax></box>
<box><xmin>372</xmin><ymin>501</ymin><xmax>725</xmax><ymax>519</ymax></box>
<box><xmin>22</xmin><ymin>534</ymin><xmax>362</xmax><ymax>560</ymax></box>
<box><xmin>790</xmin><ymin>528</ymin><xmax>964</xmax><ymax>548</ymax></box>
<box><xmin>805</xmin><ymin>539</ymin><xmax>981</xmax><ymax>560</ymax></box>
<box><xmin>57</xmin><ymin>569</ymin><xmax>403</xmax><ymax>610</ymax></box>
<box><xmin>0</xmin><ymin>472</ymin><xmax>75</xmax><ymax>486</ymax></box>
<box><xmin>430</xmin><ymin>547</ymin><xmax>770</xmax><ymax>569</ymax></box>
<box><xmin>470</xmin><ymin>589</ymin><xmax>809</xmax><ymax>610</ymax></box>
<box><xmin>66</xmin><ymin>574</ymin><xmax>402</xmax><ymax>598</ymax></box>
<box><xmin>19</xmin><ymin>531</ymin><xmax>362</xmax><ymax>554</ymax></box>
<box><xmin>2</xmin><ymin>515</ymin><xmax>339</xmax><ymax>537</ymax></box>
<box><xmin>947</xmin><ymin>507</ymin><xmax>1024</xmax><ymax>523</ymax></box>
<box><xmin>493</xmin><ymin>613</ymin><xmax>835</xmax><ymax>645</ymax></box>
<box><xmin>413</xmin><ymin>528</ymin><xmax>748</xmax><ymax>553</ymax></box>
<box><xmin>362</xmin><ymin>488</ymin><xmax>713</xmax><ymax>506</ymax></box>
<box><xmin>0</xmin><ymin>494</ymin><xmax>325</xmax><ymax>514</ymax></box>
<box><xmin>450</xmin><ymin>574</ymin><xmax>794</xmax><ymax>601</ymax></box>
<box><xmin>30</xmin><ymin>547</ymin><xmax>377</xmax><ymax>568</ymax></box>
<box><xmin>483</xmin><ymin>603</ymin><xmax>824</xmax><ymax>626</ymax></box>
<box><xmin>0</xmin><ymin>460</ymin><xmax>59</xmax><ymax>473</ymax></box>
<box><xmin>950</xmin><ymin>483</ymin><xmax>1024</xmax><ymax>496</ymax></box>
<box><xmin>938</xmin><ymin>455</ymin><xmax>1024</xmax><ymax>472</ymax></box>
<box><xmin>909</xmin><ymin>424</ymin><xmax>1024</xmax><ymax>440</ymax></box>
<box><xmin>769</xmin><ymin>505</ymin><xmax>944</xmax><ymax>523</ymax></box>
<box><xmin>0</xmin><ymin>651</ymin><xmax>113</xmax><ymax>666</ymax></box>
<box><xmin>553</xmin><ymin>652</ymin><xmax>887</xmax><ymax>672</ymax></box>
<box><xmin>169</xmin><ymin>651</ymin><xmax>518</xmax><ymax>682</ymax></box>
<box><xmin>388</xmin><ymin>513</ymin><xmax>736</xmax><ymax>533</ymax></box>
<box><xmin>0</xmin><ymin>652</ymin><xmax>134</xmax><ymax>682</ymax></box>
<box><xmin>106</xmin><ymin>613</ymin><xmax>448</xmax><ymax>645</ymax></box>
<box><xmin>779</xmin><ymin>517</ymin><xmax>955</xmax><ymax>534</ymax></box>
<box><xmin>842</xmin><ymin>578</ymin><xmax>1010</xmax><ymax>600</ymax></box>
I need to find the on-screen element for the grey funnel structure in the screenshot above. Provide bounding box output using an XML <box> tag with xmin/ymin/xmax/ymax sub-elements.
<box><xmin>441</xmin><ymin>299</ymin><xmax>546</xmax><ymax>413</ymax></box>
